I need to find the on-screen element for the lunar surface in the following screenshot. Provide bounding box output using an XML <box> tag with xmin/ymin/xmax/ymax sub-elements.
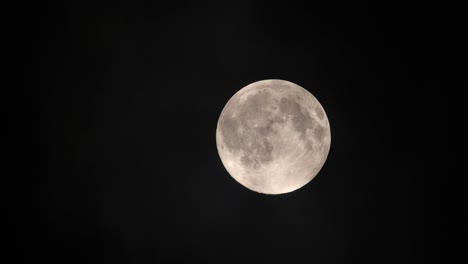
<box><xmin>216</xmin><ymin>79</ymin><xmax>331</xmax><ymax>194</ymax></box>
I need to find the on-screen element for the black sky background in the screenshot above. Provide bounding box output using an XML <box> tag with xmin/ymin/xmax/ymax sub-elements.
<box><xmin>14</xmin><ymin>1</ymin><xmax>459</xmax><ymax>263</ymax></box>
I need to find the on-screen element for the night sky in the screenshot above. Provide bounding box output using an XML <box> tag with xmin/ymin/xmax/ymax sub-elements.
<box><xmin>15</xmin><ymin>1</ymin><xmax>457</xmax><ymax>263</ymax></box>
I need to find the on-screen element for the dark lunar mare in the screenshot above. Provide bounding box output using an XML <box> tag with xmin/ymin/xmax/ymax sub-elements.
<box><xmin>279</xmin><ymin>97</ymin><xmax>315</xmax><ymax>150</ymax></box>
<box><xmin>220</xmin><ymin>88</ymin><xmax>319</xmax><ymax>170</ymax></box>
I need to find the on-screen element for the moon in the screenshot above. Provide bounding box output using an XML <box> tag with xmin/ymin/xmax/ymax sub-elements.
<box><xmin>216</xmin><ymin>79</ymin><xmax>331</xmax><ymax>194</ymax></box>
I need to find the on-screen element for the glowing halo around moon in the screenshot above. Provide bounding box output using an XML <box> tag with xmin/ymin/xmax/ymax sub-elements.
<box><xmin>216</xmin><ymin>79</ymin><xmax>331</xmax><ymax>194</ymax></box>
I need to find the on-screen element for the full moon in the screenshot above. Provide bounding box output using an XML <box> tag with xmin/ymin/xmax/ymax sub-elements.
<box><xmin>216</xmin><ymin>79</ymin><xmax>331</xmax><ymax>194</ymax></box>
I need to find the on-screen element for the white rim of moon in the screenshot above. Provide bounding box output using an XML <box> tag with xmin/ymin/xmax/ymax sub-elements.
<box><xmin>216</xmin><ymin>79</ymin><xmax>331</xmax><ymax>194</ymax></box>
